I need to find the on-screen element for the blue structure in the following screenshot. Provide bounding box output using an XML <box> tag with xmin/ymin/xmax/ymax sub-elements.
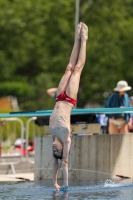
<box><xmin>0</xmin><ymin>107</ymin><xmax>133</xmax><ymax>118</ymax></box>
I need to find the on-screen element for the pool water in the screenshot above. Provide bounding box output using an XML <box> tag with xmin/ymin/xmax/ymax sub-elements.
<box><xmin>0</xmin><ymin>179</ymin><xmax>133</xmax><ymax>200</ymax></box>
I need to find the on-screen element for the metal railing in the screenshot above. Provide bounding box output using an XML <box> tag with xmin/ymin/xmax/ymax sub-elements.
<box><xmin>0</xmin><ymin>118</ymin><xmax>25</xmax><ymax>174</ymax></box>
<box><xmin>25</xmin><ymin>117</ymin><xmax>46</xmax><ymax>164</ymax></box>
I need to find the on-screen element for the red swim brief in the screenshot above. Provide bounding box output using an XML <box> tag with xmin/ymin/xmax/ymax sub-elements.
<box><xmin>56</xmin><ymin>91</ymin><xmax>77</xmax><ymax>106</ymax></box>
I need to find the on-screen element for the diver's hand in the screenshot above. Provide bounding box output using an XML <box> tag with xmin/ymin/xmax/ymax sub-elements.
<box><xmin>54</xmin><ymin>183</ymin><xmax>60</xmax><ymax>191</ymax></box>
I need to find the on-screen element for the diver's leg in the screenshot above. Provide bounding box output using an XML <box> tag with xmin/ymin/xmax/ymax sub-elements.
<box><xmin>66</xmin><ymin>23</ymin><xmax>88</xmax><ymax>99</ymax></box>
<box><xmin>56</xmin><ymin>23</ymin><xmax>82</xmax><ymax>96</ymax></box>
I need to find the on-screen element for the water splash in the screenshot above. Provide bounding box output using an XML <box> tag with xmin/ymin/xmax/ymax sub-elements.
<box><xmin>104</xmin><ymin>179</ymin><xmax>121</xmax><ymax>188</ymax></box>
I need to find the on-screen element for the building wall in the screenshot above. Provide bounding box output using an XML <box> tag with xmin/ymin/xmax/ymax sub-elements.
<box><xmin>0</xmin><ymin>97</ymin><xmax>19</xmax><ymax>110</ymax></box>
<box><xmin>0</xmin><ymin>98</ymin><xmax>12</xmax><ymax>110</ymax></box>
<box><xmin>34</xmin><ymin>134</ymin><xmax>133</xmax><ymax>181</ymax></box>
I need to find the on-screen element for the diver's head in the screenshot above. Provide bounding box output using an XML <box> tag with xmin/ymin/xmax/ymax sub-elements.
<box><xmin>52</xmin><ymin>137</ymin><xmax>63</xmax><ymax>160</ymax></box>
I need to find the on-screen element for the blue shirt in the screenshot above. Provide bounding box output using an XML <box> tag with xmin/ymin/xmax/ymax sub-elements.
<box><xmin>105</xmin><ymin>92</ymin><xmax>131</xmax><ymax>122</ymax></box>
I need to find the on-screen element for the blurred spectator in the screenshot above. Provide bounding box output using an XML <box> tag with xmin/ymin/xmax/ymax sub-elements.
<box><xmin>10</xmin><ymin>138</ymin><xmax>26</xmax><ymax>156</ymax></box>
<box><xmin>0</xmin><ymin>118</ymin><xmax>6</xmax><ymax>126</ymax></box>
<box><xmin>97</xmin><ymin>114</ymin><xmax>108</xmax><ymax>134</ymax></box>
<box><xmin>9</xmin><ymin>139</ymin><xmax>34</xmax><ymax>156</ymax></box>
<box><xmin>128</xmin><ymin>96</ymin><xmax>133</xmax><ymax>132</ymax></box>
<box><xmin>105</xmin><ymin>80</ymin><xmax>131</xmax><ymax>134</ymax></box>
<box><xmin>28</xmin><ymin>141</ymin><xmax>34</xmax><ymax>156</ymax></box>
<box><xmin>14</xmin><ymin>138</ymin><xmax>26</xmax><ymax>148</ymax></box>
<box><xmin>130</xmin><ymin>96</ymin><xmax>133</xmax><ymax>107</ymax></box>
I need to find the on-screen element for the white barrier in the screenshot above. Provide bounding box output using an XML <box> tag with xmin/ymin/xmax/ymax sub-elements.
<box><xmin>25</xmin><ymin>117</ymin><xmax>36</xmax><ymax>164</ymax></box>
<box><xmin>0</xmin><ymin>118</ymin><xmax>25</xmax><ymax>174</ymax></box>
<box><xmin>25</xmin><ymin>117</ymin><xmax>46</xmax><ymax>164</ymax></box>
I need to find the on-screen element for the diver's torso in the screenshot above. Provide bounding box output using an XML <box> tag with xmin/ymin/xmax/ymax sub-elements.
<box><xmin>49</xmin><ymin>101</ymin><xmax>73</xmax><ymax>141</ymax></box>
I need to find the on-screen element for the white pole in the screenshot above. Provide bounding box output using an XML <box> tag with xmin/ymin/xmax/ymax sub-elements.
<box><xmin>75</xmin><ymin>0</ymin><xmax>80</xmax><ymax>37</ymax></box>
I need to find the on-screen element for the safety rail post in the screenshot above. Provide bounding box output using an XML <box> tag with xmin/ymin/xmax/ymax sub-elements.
<box><xmin>26</xmin><ymin>117</ymin><xmax>37</xmax><ymax>164</ymax></box>
<box><xmin>0</xmin><ymin>117</ymin><xmax>25</xmax><ymax>174</ymax></box>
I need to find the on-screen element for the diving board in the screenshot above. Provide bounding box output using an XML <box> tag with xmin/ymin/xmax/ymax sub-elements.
<box><xmin>0</xmin><ymin>107</ymin><xmax>133</xmax><ymax>118</ymax></box>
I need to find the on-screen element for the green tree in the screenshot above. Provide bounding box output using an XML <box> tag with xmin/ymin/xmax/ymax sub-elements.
<box><xmin>80</xmin><ymin>0</ymin><xmax>133</xmax><ymax>106</ymax></box>
<box><xmin>0</xmin><ymin>0</ymin><xmax>75</xmax><ymax>110</ymax></box>
<box><xmin>0</xmin><ymin>0</ymin><xmax>133</xmax><ymax>110</ymax></box>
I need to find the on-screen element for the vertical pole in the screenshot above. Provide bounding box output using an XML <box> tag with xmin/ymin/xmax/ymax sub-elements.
<box><xmin>75</xmin><ymin>0</ymin><xmax>80</xmax><ymax>37</ymax></box>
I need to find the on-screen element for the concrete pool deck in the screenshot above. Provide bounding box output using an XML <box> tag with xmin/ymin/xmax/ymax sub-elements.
<box><xmin>0</xmin><ymin>173</ymin><xmax>34</xmax><ymax>182</ymax></box>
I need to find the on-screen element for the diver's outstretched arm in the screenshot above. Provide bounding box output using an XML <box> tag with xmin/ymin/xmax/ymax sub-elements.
<box><xmin>53</xmin><ymin>157</ymin><xmax>60</xmax><ymax>190</ymax></box>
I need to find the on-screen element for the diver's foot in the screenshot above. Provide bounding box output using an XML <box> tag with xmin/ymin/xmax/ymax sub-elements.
<box><xmin>81</xmin><ymin>23</ymin><xmax>88</xmax><ymax>41</ymax></box>
<box><xmin>76</xmin><ymin>22</ymin><xmax>82</xmax><ymax>40</ymax></box>
<box><xmin>60</xmin><ymin>186</ymin><xmax>68</xmax><ymax>191</ymax></box>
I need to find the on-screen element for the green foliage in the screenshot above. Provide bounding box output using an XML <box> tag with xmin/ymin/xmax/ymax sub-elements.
<box><xmin>0</xmin><ymin>82</ymin><xmax>33</xmax><ymax>97</ymax></box>
<box><xmin>79</xmin><ymin>0</ymin><xmax>133</xmax><ymax>106</ymax></box>
<box><xmin>0</xmin><ymin>0</ymin><xmax>75</xmax><ymax>110</ymax></box>
<box><xmin>0</xmin><ymin>0</ymin><xmax>133</xmax><ymax>109</ymax></box>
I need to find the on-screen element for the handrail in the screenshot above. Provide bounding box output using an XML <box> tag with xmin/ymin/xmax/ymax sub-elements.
<box><xmin>25</xmin><ymin>117</ymin><xmax>37</xmax><ymax>164</ymax></box>
<box><xmin>0</xmin><ymin>118</ymin><xmax>25</xmax><ymax>174</ymax></box>
<box><xmin>0</xmin><ymin>107</ymin><xmax>133</xmax><ymax>118</ymax></box>
<box><xmin>0</xmin><ymin>117</ymin><xmax>25</xmax><ymax>164</ymax></box>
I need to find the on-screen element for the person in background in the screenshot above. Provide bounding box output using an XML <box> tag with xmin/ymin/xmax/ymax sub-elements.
<box><xmin>105</xmin><ymin>80</ymin><xmax>131</xmax><ymax>134</ymax></box>
<box><xmin>0</xmin><ymin>118</ymin><xmax>6</xmax><ymax>126</ymax></box>
<box><xmin>49</xmin><ymin>22</ymin><xmax>88</xmax><ymax>191</ymax></box>
<box><xmin>47</xmin><ymin>88</ymin><xmax>57</xmax><ymax>99</ymax></box>
<box><xmin>9</xmin><ymin>138</ymin><xmax>26</xmax><ymax>156</ymax></box>
<box><xmin>97</xmin><ymin>114</ymin><xmax>108</xmax><ymax>134</ymax></box>
<box><xmin>0</xmin><ymin>118</ymin><xmax>5</xmax><ymax>156</ymax></box>
<box><xmin>130</xmin><ymin>96</ymin><xmax>133</xmax><ymax>107</ymax></box>
<box><xmin>128</xmin><ymin>96</ymin><xmax>133</xmax><ymax>132</ymax></box>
